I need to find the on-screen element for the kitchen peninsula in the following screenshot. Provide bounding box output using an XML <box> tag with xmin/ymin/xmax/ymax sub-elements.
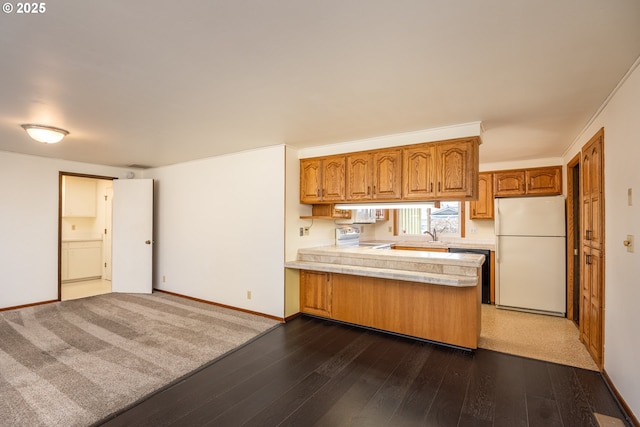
<box><xmin>286</xmin><ymin>246</ymin><xmax>485</xmax><ymax>349</ymax></box>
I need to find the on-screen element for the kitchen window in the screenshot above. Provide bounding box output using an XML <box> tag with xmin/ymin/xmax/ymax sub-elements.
<box><xmin>395</xmin><ymin>201</ymin><xmax>464</xmax><ymax>237</ymax></box>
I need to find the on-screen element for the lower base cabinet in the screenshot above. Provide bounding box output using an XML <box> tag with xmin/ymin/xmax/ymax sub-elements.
<box><xmin>300</xmin><ymin>270</ymin><xmax>481</xmax><ymax>349</ymax></box>
<box><xmin>61</xmin><ymin>240</ymin><xmax>103</xmax><ymax>282</ymax></box>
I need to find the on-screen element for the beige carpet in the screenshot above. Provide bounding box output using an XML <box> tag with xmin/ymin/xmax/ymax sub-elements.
<box><xmin>479</xmin><ymin>304</ymin><xmax>598</xmax><ymax>371</ymax></box>
<box><xmin>0</xmin><ymin>292</ymin><xmax>279</xmax><ymax>426</ymax></box>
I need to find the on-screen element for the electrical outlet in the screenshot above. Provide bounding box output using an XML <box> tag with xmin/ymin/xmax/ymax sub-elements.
<box><xmin>162</xmin><ymin>275</ymin><xmax>166</xmax><ymax>283</ymax></box>
<box><xmin>247</xmin><ymin>290</ymin><xmax>252</xmax><ymax>299</ymax></box>
<box><xmin>303</xmin><ymin>227</ymin><xmax>310</xmax><ymax>236</ymax></box>
<box><xmin>71</xmin><ymin>224</ymin><xmax>76</xmax><ymax>230</ymax></box>
<box><xmin>388</xmin><ymin>226</ymin><xmax>392</xmax><ymax>232</ymax></box>
<box><xmin>299</xmin><ymin>227</ymin><xmax>304</xmax><ymax>236</ymax></box>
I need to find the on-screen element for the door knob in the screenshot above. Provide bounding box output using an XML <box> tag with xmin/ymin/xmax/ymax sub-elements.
<box><xmin>145</xmin><ymin>240</ymin><xmax>151</xmax><ymax>245</ymax></box>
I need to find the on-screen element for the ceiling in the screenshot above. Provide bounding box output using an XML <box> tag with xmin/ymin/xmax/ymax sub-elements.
<box><xmin>1</xmin><ymin>1</ymin><xmax>639</xmax><ymax>168</ymax></box>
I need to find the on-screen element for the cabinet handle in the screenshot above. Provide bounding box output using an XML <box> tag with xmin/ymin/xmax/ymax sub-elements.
<box><xmin>585</xmin><ymin>253</ymin><xmax>592</xmax><ymax>265</ymax></box>
<box><xmin>430</xmin><ymin>182</ymin><xmax>433</xmax><ymax>192</ymax></box>
<box><xmin>367</xmin><ymin>186</ymin><xmax>370</xmax><ymax>195</ymax></box>
<box><xmin>586</xmin><ymin>229</ymin><xmax>592</xmax><ymax>240</ymax></box>
<box><xmin>438</xmin><ymin>182</ymin><xmax>441</xmax><ymax>192</ymax></box>
<box><xmin>317</xmin><ymin>189</ymin><xmax>320</xmax><ymax>197</ymax></box>
<box><xmin>373</xmin><ymin>185</ymin><xmax>376</xmax><ymax>194</ymax></box>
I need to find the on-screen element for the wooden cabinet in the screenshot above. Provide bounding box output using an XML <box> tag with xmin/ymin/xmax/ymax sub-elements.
<box><xmin>300</xmin><ymin>156</ymin><xmax>345</xmax><ymax>203</ymax></box>
<box><xmin>494</xmin><ymin>166</ymin><xmax>562</xmax><ymax>197</ymax></box>
<box><xmin>436</xmin><ymin>140</ymin><xmax>478</xmax><ymax>199</ymax></box>
<box><xmin>300</xmin><ymin>270</ymin><xmax>481</xmax><ymax>349</ymax></box>
<box><xmin>470</xmin><ymin>172</ymin><xmax>494</xmax><ymax>219</ymax></box>
<box><xmin>372</xmin><ymin>149</ymin><xmax>402</xmax><ymax>200</ymax></box>
<box><xmin>581</xmin><ymin>247</ymin><xmax>603</xmax><ymax>365</ymax></box>
<box><xmin>493</xmin><ymin>170</ymin><xmax>525</xmax><ymax>196</ymax></box>
<box><xmin>402</xmin><ymin>137</ymin><xmax>479</xmax><ymax>200</ymax></box>
<box><xmin>301</xmin><ymin>204</ymin><xmax>352</xmax><ymax>219</ymax></box>
<box><xmin>345</xmin><ymin>153</ymin><xmax>372</xmax><ymax>201</ymax></box>
<box><xmin>526</xmin><ymin>167</ymin><xmax>562</xmax><ymax>195</ymax></box>
<box><xmin>300</xmin><ymin>158</ymin><xmax>323</xmax><ymax>203</ymax></box>
<box><xmin>302</xmin><ymin>137</ymin><xmax>480</xmax><ymax>204</ymax></box>
<box><xmin>346</xmin><ymin>149</ymin><xmax>402</xmax><ymax>201</ymax></box>
<box><xmin>62</xmin><ymin>176</ymin><xmax>97</xmax><ymax>217</ymax></box>
<box><xmin>403</xmin><ymin>144</ymin><xmax>436</xmax><ymax>199</ymax></box>
<box><xmin>322</xmin><ymin>155</ymin><xmax>346</xmax><ymax>202</ymax></box>
<box><xmin>580</xmin><ymin>130</ymin><xmax>604</xmax><ymax>368</ymax></box>
<box><xmin>300</xmin><ymin>270</ymin><xmax>332</xmax><ymax>317</ymax></box>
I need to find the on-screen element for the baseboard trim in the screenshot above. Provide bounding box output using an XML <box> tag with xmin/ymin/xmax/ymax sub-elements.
<box><xmin>602</xmin><ymin>368</ymin><xmax>639</xmax><ymax>427</ymax></box>
<box><xmin>154</xmin><ymin>289</ymin><xmax>284</xmax><ymax>322</ymax></box>
<box><xmin>0</xmin><ymin>299</ymin><xmax>58</xmax><ymax>312</ymax></box>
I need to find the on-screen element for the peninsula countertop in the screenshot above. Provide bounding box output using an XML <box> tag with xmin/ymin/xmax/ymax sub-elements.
<box><xmin>285</xmin><ymin>245</ymin><xmax>485</xmax><ymax>287</ymax></box>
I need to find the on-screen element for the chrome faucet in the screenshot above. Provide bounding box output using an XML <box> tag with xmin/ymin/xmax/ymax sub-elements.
<box><xmin>424</xmin><ymin>228</ymin><xmax>437</xmax><ymax>241</ymax></box>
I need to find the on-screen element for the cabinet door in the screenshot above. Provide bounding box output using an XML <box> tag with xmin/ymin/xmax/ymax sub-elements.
<box><xmin>580</xmin><ymin>246</ymin><xmax>603</xmax><ymax>366</ymax></box>
<box><xmin>436</xmin><ymin>140</ymin><xmax>477</xmax><ymax>198</ymax></box>
<box><xmin>300</xmin><ymin>159</ymin><xmax>323</xmax><ymax>203</ymax></box>
<box><xmin>300</xmin><ymin>270</ymin><xmax>332</xmax><ymax>317</ymax></box>
<box><xmin>493</xmin><ymin>171</ymin><xmax>525</xmax><ymax>196</ymax></box>
<box><xmin>63</xmin><ymin>176</ymin><xmax>97</xmax><ymax>217</ymax></box>
<box><xmin>346</xmin><ymin>153</ymin><xmax>373</xmax><ymax>200</ymax></box>
<box><xmin>372</xmin><ymin>149</ymin><xmax>402</xmax><ymax>200</ymax></box>
<box><xmin>67</xmin><ymin>241</ymin><xmax>102</xmax><ymax>280</ymax></box>
<box><xmin>526</xmin><ymin>167</ymin><xmax>562</xmax><ymax>195</ymax></box>
<box><xmin>402</xmin><ymin>145</ymin><xmax>436</xmax><ymax>199</ymax></box>
<box><xmin>322</xmin><ymin>156</ymin><xmax>346</xmax><ymax>202</ymax></box>
<box><xmin>470</xmin><ymin>172</ymin><xmax>494</xmax><ymax>219</ymax></box>
<box><xmin>582</xmin><ymin>141</ymin><xmax>603</xmax><ymax>251</ymax></box>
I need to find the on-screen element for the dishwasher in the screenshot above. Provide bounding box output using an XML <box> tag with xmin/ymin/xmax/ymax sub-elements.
<box><xmin>448</xmin><ymin>248</ymin><xmax>491</xmax><ymax>304</ymax></box>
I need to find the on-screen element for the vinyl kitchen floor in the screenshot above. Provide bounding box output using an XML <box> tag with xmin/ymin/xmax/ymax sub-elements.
<box><xmin>479</xmin><ymin>304</ymin><xmax>599</xmax><ymax>371</ymax></box>
<box><xmin>61</xmin><ymin>279</ymin><xmax>112</xmax><ymax>301</ymax></box>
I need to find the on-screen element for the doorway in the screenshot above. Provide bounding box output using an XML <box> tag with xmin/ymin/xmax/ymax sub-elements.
<box><xmin>566</xmin><ymin>155</ymin><xmax>581</xmax><ymax>323</ymax></box>
<box><xmin>58</xmin><ymin>172</ymin><xmax>115</xmax><ymax>301</ymax></box>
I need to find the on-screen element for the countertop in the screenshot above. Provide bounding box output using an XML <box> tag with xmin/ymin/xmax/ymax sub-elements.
<box><xmin>286</xmin><ymin>245</ymin><xmax>485</xmax><ymax>287</ymax></box>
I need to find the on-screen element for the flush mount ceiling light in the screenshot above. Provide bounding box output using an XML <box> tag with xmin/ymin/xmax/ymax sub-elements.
<box><xmin>21</xmin><ymin>124</ymin><xmax>69</xmax><ymax>144</ymax></box>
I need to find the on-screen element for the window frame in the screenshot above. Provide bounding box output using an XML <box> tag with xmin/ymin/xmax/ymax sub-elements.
<box><xmin>393</xmin><ymin>202</ymin><xmax>466</xmax><ymax>238</ymax></box>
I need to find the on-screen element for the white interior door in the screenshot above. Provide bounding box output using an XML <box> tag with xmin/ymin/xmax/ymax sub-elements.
<box><xmin>103</xmin><ymin>186</ymin><xmax>113</xmax><ymax>281</ymax></box>
<box><xmin>111</xmin><ymin>179</ymin><xmax>153</xmax><ymax>294</ymax></box>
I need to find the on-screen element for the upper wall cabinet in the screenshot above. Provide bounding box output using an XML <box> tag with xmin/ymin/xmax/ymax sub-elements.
<box><xmin>402</xmin><ymin>137</ymin><xmax>479</xmax><ymax>200</ymax></box>
<box><xmin>494</xmin><ymin>166</ymin><xmax>562</xmax><ymax>197</ymax></box>
<box><xmin>470</xmin><ymin>172</ymin><xmax>494</xmax><ymax>219</ymax></box>
<box><xmin>62</xmin><ymin>176</ymin><xmax>97</xmax><ymax>217</ymax></box>
<box><xmin>346</xmin><ymin>149</ymin><xmax>402</xmax><ymax>201</ymax></box>
<box><xmin>402</xmin><ymin>144</ymin><xmax>436</xmax><ymax>199</ymax></box>
<box><xmin>436</xmin><ymin>140</ymin><xmax>478</xmax><ymax>199</ymax></box>
<box><xmin>300</xmin><ymin>155</ymin><xmax>346</xmax><ymax>203</ymax></box>
<box><xmin>301</xmin><ymin>136</ymin><xmax>480</xmax><ymax>204</ymax></box>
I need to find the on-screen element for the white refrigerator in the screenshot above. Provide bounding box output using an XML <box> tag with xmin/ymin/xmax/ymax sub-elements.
<box><xmin>495</xmin><ymin>195</ymin><xmax>566</xmax><ymax>316</ymax></box>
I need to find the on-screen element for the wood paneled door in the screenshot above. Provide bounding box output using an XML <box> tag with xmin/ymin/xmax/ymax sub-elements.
<box><xmin>579</xmin><ymin>128</ymin><xmax>605</xmax><ymax>369</ymax></box>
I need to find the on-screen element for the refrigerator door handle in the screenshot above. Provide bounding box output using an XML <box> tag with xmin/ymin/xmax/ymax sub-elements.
<box><xmin>495</xmin><ymin>238</ymin><xmax>499</xmax><ymax>262</ymax></box>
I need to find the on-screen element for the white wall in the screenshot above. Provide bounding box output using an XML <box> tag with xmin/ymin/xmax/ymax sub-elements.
<box><xmin>0</xmin><ymin>152</ymin><xmax>134</xmax><ymax>309</ymax></box>
<box><xmin>146</xmin><ymin>145</ymin><xmax>285</xmax><ymax>318</ymax></box>
<box><xmin>563</xmin><ymin>59</ymin><xmax>640</xmax><ymax>420</ymax></box>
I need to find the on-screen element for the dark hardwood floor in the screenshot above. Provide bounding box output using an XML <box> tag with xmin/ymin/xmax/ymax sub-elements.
<box><xmin>98</xmin><ymin>316</ymin><xmax>630</xmax><ymax>427</ymax></box>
